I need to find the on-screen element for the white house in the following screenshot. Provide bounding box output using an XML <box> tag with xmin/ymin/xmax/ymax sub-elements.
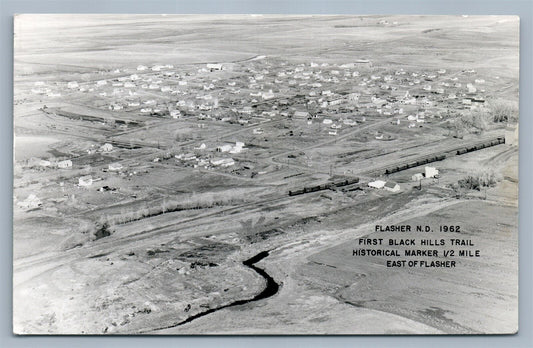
<box><xmin>262</xmin><ymin>90</ymin><xmax>275</xmax><ymax>100</ymax></box>
<box><xmin>57</xmin><ymin>160</ymin><xmax>72</xmax><ymax>169</ymax></box>
<box><xmin>230</xmin><ymin>142</ymin><xmax>245</xmax><ymax>154</ymax></box>
<box><xmin>207</xmin><ymin>63</ymin><xmax>223</xmax><ymax>71</ymax></box>
<box><xmin>17</xmin><ymin>194</ymin><xmax>42</xmax><ymax>209</ymax></box>
<box><xmin>108</xmin><ymin>163</ymin><xmax>123</xmax><ymax>172</ymax></box>
<box><xmin>170</xmin><ymin>110</ymin><xmax>181</xmax><ymax>119</ymax></box>
<box><xmin>100</xmin><ymin>143</ymin><xmax>114</xmax><ymax>152</ymax></box>
<box><xmin>368</xmin><ymin>180</ymin><xmax>386</xmax><ymax>189</ymax></box>
<box><xmin>412</xmin><ymin>173</ymin><xmax>424</xmax><ymax>181</ymax></box>
<box><xmin>78</xmin><ymin>175</ymin><xmax>93</xmax><ymax>187</ymax></box>
<box><xmin>211</xmin><ymin>158</ymin><xmax>234</xmax><ymax>167</ymax></box>
<box><xmin>425</xmin><ymin>166</ymin><xmax>439</xmax><ymax>178</ymax></box>
<box><xmin>384</xmin><ymin>181</ymin><xmax>401</xmax><ymax>192</ymax></box>
<box><xmin>217</xmin><ymin>144</ymin><xmax>233</xmax><ymax>153</ymax></box>
<box><xmin>39</xmin><ymin>160</ymin><xmax>51</xmax><ymax>167</ymax></box>
<box><xmin>294</xmin><ymin>111</ymin><xmax>310</xmax><ymax>119</ymax></box>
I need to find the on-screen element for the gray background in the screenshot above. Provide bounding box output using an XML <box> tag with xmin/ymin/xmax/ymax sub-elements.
<box><xmin>1</xmin><ymin>0</ymin><xmax>531</xmax><ymax>347</ymax></box>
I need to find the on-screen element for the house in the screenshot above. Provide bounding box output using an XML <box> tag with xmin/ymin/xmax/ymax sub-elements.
<box><xmin>216</xmin><ymin>144</ymin><xmax>233</xmax><ymax>153</ymax></box>
<box><xmin>17</xmin><ymin>194</ymin><xmax>42</xmax><ymax>209</ymax></box>
<box><xmin>210</xmin><ymin>158</ymin><xmax>235</xmax><ymax>167</ymax></box>
<box><xmin>39</xmin><ymin>160</ymin><xmax>51</xmax><ymax>167</ymax></box>
<box><xmin>384</xmin><ymin>181</ymin><xmax>400</xmax><ymax>192</ymax></box>
<box><xmin>67</xmin><ymin>81</ymin><xmax>79</xmax><ymax>89</ymax></box>
<box><xmin>294</xmin><ymin>111</ymin><xmax>310</xmax><ymax>119</ymax></box>
<box><xmin>100</xmin><ymin>143</ymin><xmax>113</xmax><ymax>152</ymax></box>
<box><xmin>206</xmin><ymin>63</ymin><xmax>223</xmax><ymax>71</ymax></box>
<box><xmin>368</xmin><ymin>180</ymin><xmax>386</xmax><ymax>189</ymax></box>
<box><xmin>108</xmin><ymin>163</ymin><xmax>123</xmax><ymax>172</ymax></box>
<box><xmin>57</xmin><ymin>160</ymin><xmax>72</xmax><ymax>169</ymax></box>
<box><xmin>183</xmin><ymin>153</ymin><xmax>197</xmax><ymax>161</ymax></box>
<box><xmin>329</xmin><ymin>98</ymin><xmax>345</xmax><ymax>106</ymax></box>
<box><xmin>230</xmin><ymin>142</ymin><xmax>245</xmax><ymax>154</ymax></box>
<box><xmin>412</xmin><ymin>173</ymin><xmax>424</xmax><ymax>181</ymax></box>
<box><xmin>262</xmin><ymin>90</ymin><xmax>275</xmax><ymax>100</ymax></box>
<box><xmin>425</xmin><ymin>166</ymin><xmax>439</xmax><ymax>178</ymax></box>
<box><xmin>78</xmin><ymin>175</ymin><xmax>93</xmax><ymax>187</ymax></box>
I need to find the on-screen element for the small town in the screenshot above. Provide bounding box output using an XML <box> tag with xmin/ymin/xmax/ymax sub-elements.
<box><xmin>13</xmin><ymin>15</ymin><xmax>518</xmax><ymax>335</ymax></box>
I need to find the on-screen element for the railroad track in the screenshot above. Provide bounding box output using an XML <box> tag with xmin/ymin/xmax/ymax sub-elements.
<box><xmin>13</xmin><ymin>191</ymin><xmax>293</xmax><ymax>276</ymax></box>
<box><xmin>364</xmin><ymin>135</ymin><xmax>505</xmax><ymax>176</ymax></box>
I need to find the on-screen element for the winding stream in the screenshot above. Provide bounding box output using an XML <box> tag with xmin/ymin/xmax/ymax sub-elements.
<box><xmin>148</xmin><ymin>250</ymin><xmax>279</xmax><ymax>332</ymax></box>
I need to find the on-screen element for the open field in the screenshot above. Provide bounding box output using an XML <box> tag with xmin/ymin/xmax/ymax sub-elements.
<box><xmin>13</xmin><ymin>15</ymin><xmax>518</xmax><ymax>334</ymax></box>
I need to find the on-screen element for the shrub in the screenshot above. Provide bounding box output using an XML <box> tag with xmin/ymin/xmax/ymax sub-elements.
<box><xmin>458</xmin><ymin>169</ymin><xmax>500</xmax><ymax>191</ymax></box>
<box><xmin>487</xmin><ymin>99</ymin><xmax>519</xmax><ymax>123</ymax></box>
<box><xmin>94</xmin><ymin>222</ymin><xmax>112</xmax><ymax>240</ymax></box>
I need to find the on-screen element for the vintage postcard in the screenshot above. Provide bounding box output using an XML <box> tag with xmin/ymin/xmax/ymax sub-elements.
<box><xmin>13</xmin><ymin>15</ymin><xmax>519</xmax><ymax>334</ymax></box>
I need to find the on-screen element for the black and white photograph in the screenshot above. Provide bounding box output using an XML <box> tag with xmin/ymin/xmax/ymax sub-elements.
<box><xmin>12</xmin><ymin>14</ymin><xmax>519</xmax><ymax>335</ymax></box>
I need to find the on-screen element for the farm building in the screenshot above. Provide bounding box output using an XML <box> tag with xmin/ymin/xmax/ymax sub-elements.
<box><xmin>384</xmin><ymin>181</ymin><xmax>400</xmax><ymax>192</ymax></box>
<box><xmin>78</xmin><ymin>175</ymin><xmax>93</xmax><ymax>187</ymax></box>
